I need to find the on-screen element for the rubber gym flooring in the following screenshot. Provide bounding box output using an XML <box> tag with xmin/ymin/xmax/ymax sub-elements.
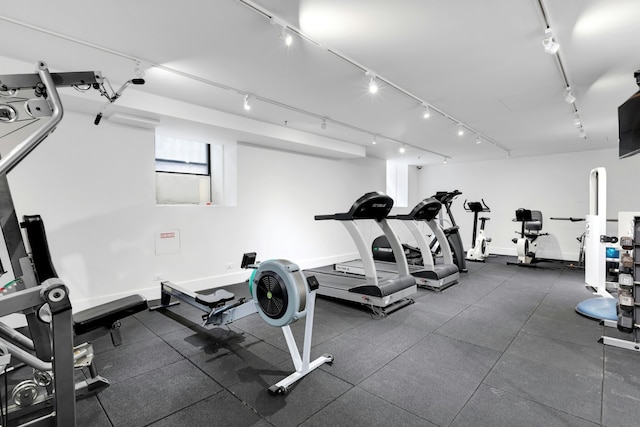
<box><xmin>76</xmin><ymin>255</ymin><xmax>640</xmax><ymax>426</ymax></box>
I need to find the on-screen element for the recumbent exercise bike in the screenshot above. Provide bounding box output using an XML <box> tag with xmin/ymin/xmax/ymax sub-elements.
<box><xmin>508</xmin><ymin>208</ymin><xmax>548</xmax><ymax>266</ymax></box>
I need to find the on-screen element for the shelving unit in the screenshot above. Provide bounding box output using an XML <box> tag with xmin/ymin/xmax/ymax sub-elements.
<box><xmin>600</xmin><ymin>216</ymin><xmax>640</xmax><ymax>351</ymax></box>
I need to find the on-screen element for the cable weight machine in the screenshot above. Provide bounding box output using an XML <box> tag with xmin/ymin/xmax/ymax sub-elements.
<box><xmin>0</xmin><ymin>61</ymin><xmax>148</xmax><ymax>426</ymax></box>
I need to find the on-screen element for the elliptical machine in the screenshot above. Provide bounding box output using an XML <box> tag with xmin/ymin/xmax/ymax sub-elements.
<box><xmin>464</xmin><ymin>199</ymin><xmax>492</xmax><ymax>262</ymax></box>
<box><xmin>508</xmin><ymin>208</ymin><xmax>548</xmax><ymax>266</ymax></box>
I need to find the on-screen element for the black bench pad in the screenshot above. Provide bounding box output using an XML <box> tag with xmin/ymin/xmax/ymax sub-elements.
<box><xmin>73</xmin><ymin>294</ymin><xmax>148</xmax><ymax>336</ymax></box>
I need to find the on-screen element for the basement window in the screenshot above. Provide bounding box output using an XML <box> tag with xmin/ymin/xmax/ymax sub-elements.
<box><xmin>155</xmin><ymin>134</ymin><xmax>212</xmax><ymax>205</ymax></box>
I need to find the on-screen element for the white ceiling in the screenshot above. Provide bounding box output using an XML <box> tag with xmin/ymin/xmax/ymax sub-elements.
<box><xmin>1</xmin><ymin>0</ymin><xmax>639</xmax><ymax>165</ymax></box>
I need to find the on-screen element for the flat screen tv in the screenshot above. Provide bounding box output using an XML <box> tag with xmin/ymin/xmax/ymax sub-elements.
<box><xmin>619</xmin><ymin>71</ymin><xmax>640</xmax><ymax>159</ymax></box>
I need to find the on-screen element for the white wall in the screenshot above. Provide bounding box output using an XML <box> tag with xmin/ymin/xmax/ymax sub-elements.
<box><xmin>7</xmin><ymin>111</ymin><xmax>385</xmax><ymax>310</ymax></box>
<box><xmin>415</xmin><ymin>148</ymin><xmax>640</xmax><ymax>261</ymax></box>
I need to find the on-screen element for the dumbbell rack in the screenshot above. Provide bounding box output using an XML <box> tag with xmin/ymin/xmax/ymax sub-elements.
<box><xmin>600</xmin><ymin>216</ymin><xmax>640</xmax><ymax>351</ymax></box>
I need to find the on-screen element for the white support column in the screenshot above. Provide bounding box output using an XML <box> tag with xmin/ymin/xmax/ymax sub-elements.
<box><xmin>585</xmin><ymin>167</ymin><xmax>608</xmax><ymax>296</ymax></box>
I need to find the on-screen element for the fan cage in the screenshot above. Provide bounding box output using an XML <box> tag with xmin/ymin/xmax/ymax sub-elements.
<box><xmin>255</xmin><ymin>272</ymin><xmax>288</xmax><ymax>319</ymax></box>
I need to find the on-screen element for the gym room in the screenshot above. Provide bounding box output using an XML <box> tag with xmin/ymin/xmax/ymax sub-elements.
<box><xmin>0</xmin><ymin>1</ymin><xmax>639</xmax><ymax>426</ymax></box>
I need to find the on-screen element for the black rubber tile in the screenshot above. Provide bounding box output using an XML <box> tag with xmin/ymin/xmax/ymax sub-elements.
<box><xmin>385</xmin><ymin>298</ymin><xmax>453</xmax><ymax>332</ymax></box>
<box><xmin>359</xmin><ymin>334</ymin><xmax>501</xmax><ymax>426</ymax></box>
<box><xmin>301</xmin><ymin>386</ymin><xmax>436</xmax><ymax>427</ymax></box>
<box><xmin>535</xmin><ymin>296</ymin><xmax>599</xmax><ymax>323</ymax></box>
<box><xmin>188</xmin><ymin>337</ymin><xmax>291</xmax><ymax>388</ymax></box>
<box><xmin>148</xmin><ymin>390</ymin><xmax>269</xmax><ymax>427</ymax></box>
<box><xmin>88</xmin><ymin>315</ymin><xmax>156</xmax><ymax>354</ymax></box>
<box><xmin>134</xmin><ymin>304</ymin><xmax>193</xmax><ymax>336</ymax></box>
<box><xmin>435</xmin><ymin>278</ymin><xmax>500</xmax><ymax>304</ymax></box>
<box><xmin>93</xmin><ymin>335</ymin><xmax>183</xmax><ymax>384</ymax></box>
<box><xmin>340</xmin><ymin>315</ymin><xmax>430</xmax><ymax>350</ymax></box>
<box><xmin>452</xmin><ymin>384</ymin><xmax>600</xmax><ymax>427</ymax></box>
<box><xmin>484</xmin><ymin>333</ymin><xmax>603</xmax><ymax>423</ymax></box>
<box><xmin>412</xmin><ymin>291</ymin><xmax>470</xmax><ymax>316</ymax></box>
<box><xmin>228</xmin><ymin>358</ymin><xmax>351</xmax><ymax>427</ymax></box>
<box><xmin>98</xmin><ymin>359</ymin><xmax>221</xmax><ymax>427</ymax></box>
<box><xmin>316</xmin><ymin>332</ymin><xmax>403</xmax><ymax>385</ymax></box>
<box><xmin>161</xmin><ymin>322</ymin><xmax>249</xmax><ymax>358</ymax></box>
<box><xmin>499</xmin><ymin>276</ymin><xmax>556</xmax><ymax>293</ymax></box>
<box><xmin>76</xmin><ymin>395</ymin><xmax>112</xmax><ymax>427</ymax></box>
<box><xmin>522</xmin><ymin>311</ymin><xmax>603</xmax><ymax>348</ymax></box>
<box><xmin>435</xmin><ymin>315</ymin><xmax>519</xmax><ymax>352</ymax></box>
<box><xmin>602</xmin><ymin>345</ymin><xmax>640</xmax><ymax>426</ymax></box>
<box><xmin>474</xmin><ymin>287</ymin><xmax>546</xmax><ymax>312</ymax></box>
<box><xmin>457</xmin><ymin>304</ymin><xmax>531</xmax><ymax>330</ymax></box>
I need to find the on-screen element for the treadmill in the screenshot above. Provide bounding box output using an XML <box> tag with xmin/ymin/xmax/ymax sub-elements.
<box><xmin>307</xmin><ymin>192</ymin><xmax>417</xmax><ymax>314</ymax></box>
<box><xmin>431</xmin><ymin>190</ymin><xmax>468</xmax><ymax>272</ymax></box>
<box><xmin>347</xmin><ymin>198</ymin><xmax>460</xmax><ymax>291</ymax></box>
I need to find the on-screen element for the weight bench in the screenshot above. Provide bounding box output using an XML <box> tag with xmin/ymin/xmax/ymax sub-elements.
<box><xmin>73</xmin><ymin>294</ymin><xmax>148</xmax><ymax>346</ymax></box>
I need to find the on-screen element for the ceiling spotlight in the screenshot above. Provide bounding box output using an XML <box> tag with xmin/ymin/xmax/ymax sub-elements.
<box><xmin>578</xmin><ymin>127</ymin><xmax>586</xmax><ymax>139</ymax></box>
<box><xmin>573</xmin><ymin>113</ymin><xmax>582</xmax><ymax>128</ymax></box>
<box><xmin>368</xmin><ymin>75</ymin><xmax>379</xmax><ymax>94</ymax></box>
<box><xmin>542</xmin><ymin>27</ymin><xmax>560</xmax><ymax>55</ymax></box>
<box><xmin>134</xmin><ymin>61</ymin><xmax>148</xmax><ymax>78</ymax></box>
<box><xmin>564</xmin><ymin>87</ymin><xmax>576</xmax><ymax>104</ymax></box>
<box><xmin>475</xmin><ymin>135</ymin><xmax>482</xmax><ymax>144</ymax></box>
<box><xmin>457</xmin><ymin>123</ymin><xmax>464</xmax><ymax>136</ymax></box>
<box><xmin>371</xmin><ymin>135</ymin><xmax>377</xmax><ymax>145</ymax></box>
<box><xmin>422</xmin><ymin>104</ymin><xmax>430</xmax><ymax>119</ymax></box>
<box><xmin>280</xmin><ymin>26</ymin><xmax>293</xmax><ymax>47</ymax></box>
<box><xmin>321</xmin><ymin>119</ymin><xmax>327</xmax><ymax>130</ymax></box>
<box><xmin>399</xmin><ymin>145</ymin><xmax>406</xmax><ymax>154</ymax></box>
<box><xmin>443</xmin><ymin>157</ymin><xmax>448</xmax><ymax>164</ymax></box>
<box><xmin>243</xmin><ymin>94</ymin><xmax>251</xmax><ymax>111</ymax></box>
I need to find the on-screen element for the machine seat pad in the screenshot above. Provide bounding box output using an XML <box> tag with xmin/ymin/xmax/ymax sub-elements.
<box><xmin>73</xmin><ymin>294</ymin><xmax>147</xmax><ymax>336</ymax></box>
<box><xmin>195</xmin><ymin>289</ymin><xmax>235</xmax><ymax>308</ymax></box>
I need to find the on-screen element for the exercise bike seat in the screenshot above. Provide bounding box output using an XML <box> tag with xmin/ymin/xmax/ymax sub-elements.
<box><xmin>195</xmin><ymin>289</ymin><xmax>235</xmax><ymax>308</ymax></box>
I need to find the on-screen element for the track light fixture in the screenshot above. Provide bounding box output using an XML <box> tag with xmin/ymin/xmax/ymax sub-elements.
<box><xmin>475</xmin><ymin>135</ymin><xmax>482</xmax><ymax>144</ymax></box>
<box><xmin>443</xmin><ymin>157</ymin><xmax>448</xmax><ymax>164</ymax></box>
<box><xmin>457</xmin><ymin>123</ymin><xmax>464</xmax><ymax>136</ymax></box>
<box><xmin>243</xmin><ymin>94</ymin><xmax>251</xmax><ymax>111</ymax></box>
<box><xmin>578</xmin><ymin>127</ymin><xmax>586</xmax><ymax>139</ymax></box>
<box><xmin>564</xmin><ymin>87</ymin><xmax>576</xmax><ymax>104</ymax></box>
<box><xmin>399</xmin><ymin>145</ymin><xmax>406</xmax><ymax>154</ymax></box>
<box><xmin>573</xmin><ymin>113</ymin><xmax>582</xmax><ymax>128</ymax></box>
<box><xmin>371</xmin><ymin>135</ymin><xmax>377</xmax><ymax>145</ymax></box>
<box><xmin>134</xmin><ymin>61</ymin><xmax>149</xmax><ymax>78</ymax></box>
<box><xmin>542</xmin><ymin>27</ymin><xmax>559</xmax><ymax>55</ymax></box>
<box><xmin>321</xmin><ymin>119</ymin><xmax>327</xmax><ymax>130</ymax></box>
<box><xmin>422</xmin><ymin>104</ymin><xmax>430</xmax><ymax>119</ymax></box>
<box><xmin>280</xmin><ymin>26</ymin><xmax>293</xmax><ymax>47</ymax></box>
<box><xmin>367</xmin><ymin>74</ymin><xmax>379</xmax><ymax>94</ymax></box>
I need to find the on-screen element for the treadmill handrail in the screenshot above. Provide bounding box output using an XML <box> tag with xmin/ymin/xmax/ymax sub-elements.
<box><xmin>314</xmin><ymin>191</ymin><xmax>393</xmax><ymax>222</ymax></box>
<box><xmin>390</xmin><ymin>198</ymin><xmax>442</xmax><ymax>222</ymax></box>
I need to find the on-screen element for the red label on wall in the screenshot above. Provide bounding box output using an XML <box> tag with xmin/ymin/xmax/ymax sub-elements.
<box><xmin>160</xmin><ymin>232</ymin><xmax>175</xmax><ymax>239</ymax></box>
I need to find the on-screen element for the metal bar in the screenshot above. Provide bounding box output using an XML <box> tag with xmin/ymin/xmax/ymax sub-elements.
<box><xmin>0</xmin><ymin>286</ymin><xmax>47</xmax><ymax>317</ymax></box>
<box><xmin>42</xmin><ymin>279</ymin><xmax>76</xmax><ymax>427</ymax></box>
<box><xmin>0</xmin><ymin>321</ymin><xmax>34</xmax><ymax>350</ymax></box>
<box><xmin>0</xmin><ymin>61</ymin><xmax>63</xmax><ymax>177</ymax></box>
<box><xmin>0</xmin><ymin>70</ymin><xmax>102</xmax><ymax>91</ymax></box>
<box><xmin>0</xmin><ymin>336</ymin><xmax>51</xmax><ymax>371</ymax></box>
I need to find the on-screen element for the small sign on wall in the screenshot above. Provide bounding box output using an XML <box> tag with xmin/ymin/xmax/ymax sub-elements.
<box><xmin>156</xmin><ymin>229</ymin><xmax>180</xmax><ymax>254</ymax></box>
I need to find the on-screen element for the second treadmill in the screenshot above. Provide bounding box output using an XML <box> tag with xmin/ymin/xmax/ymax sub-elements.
<box><xmin>306</xmin><ymin>192</ymin><xmax>416</xmax><ymax>314</ymax></box>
